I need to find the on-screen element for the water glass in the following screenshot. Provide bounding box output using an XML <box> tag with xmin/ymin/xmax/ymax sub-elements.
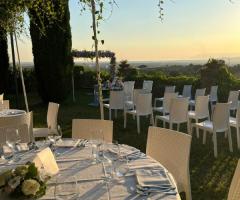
<box><xmin>54</xmin><ymin>174</ymin><xmax>79</xmax><ymax>200</ymax></box>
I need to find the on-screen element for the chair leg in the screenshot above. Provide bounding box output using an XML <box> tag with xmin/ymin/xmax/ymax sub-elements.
<box><xmin>150</xmin><ymin>113</ymin><xmax>154</xmax><ymax>125</ymax></box>
<box><xmin>177</xmin><ymin>123</ymin><xmax>180</xmax><ymax>131</ymax></box>
<box><xmin>213</xmin><ymin>132</ymin><xmax>218</xmax><ymax>158</ymax></box>
<box><xmin>224</xmin><ymin>131</ymin><xmax>227</xmax><ymax>138</ymax></box>
<box><xmin>196</xmin><ymin>119</ymin><xmax>199</xmax><ymax>138</ymax></box>
<box><xmin>170</xmin><ymin>123</ymin><xmax>173</xmax><ymax>130</ymax></box>
<box><xmin>137</xmin><ymin>115</ymin><xmax>140</xmax><ymax>134</ymax></box>
<box><xmin>109</xmin><ymin>109</ymin><xmax>112</xmax><ymax>120</ymax></box>
<box><xmin>237</xmin><ymin>126</ymin><xmax>240</xmax><ymax>149</ymax></box>
<box><xmin>203</xmin><ymin>130</ymin><xmax>207</xmax><ymax>144</ymax></box>
<box><xmin>124</xmin><ymin>112</ymin><xmax>127</xmax><ymax>128</ymax></box>
<box><xmin>187</xmin><ymin>118</ymin><xmax>191</xmax><ymax>135</ymax></box>
<box><xmin>115</xmin><ymin>110</ymin><xmax>117</xmax><ymax>118</ymax></box>
<box><xmin>228</xmin><ymin>127</ymin><xmax>233</xmax><ymax>153</ymax></box>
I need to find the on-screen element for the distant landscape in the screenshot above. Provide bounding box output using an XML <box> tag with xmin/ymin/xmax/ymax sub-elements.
<box><xmin>16</xmin><ymin>57</ymin><xmax>240</xmax><ymax>69</ymax></box>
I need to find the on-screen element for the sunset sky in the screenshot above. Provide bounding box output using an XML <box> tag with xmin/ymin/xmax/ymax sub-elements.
<box><xmin>15</xmin><ymin>0</ymin><xmax>240</xmax><ymax>62</ymax></box>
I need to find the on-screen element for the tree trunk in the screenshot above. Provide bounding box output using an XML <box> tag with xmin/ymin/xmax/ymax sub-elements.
<box><xmin>0</xmin><ymin>27</ymin><xmax>9</xmax><ymax>94</ymax></box>
<box><xmin>29</xmin><ymin>0</ymin><xmax>73</xmax><ymax>102</ymax></box>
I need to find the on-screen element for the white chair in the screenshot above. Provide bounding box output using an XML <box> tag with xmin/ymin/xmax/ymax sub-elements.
<box><xmin>124</xmin><ymin>89</ymin><xmax>143</xmax><ymax>111</ymax></box>
<box><xmin>209</xmin><ymin>86</ymin><xmax>218</xmax><ymax>113</ymax></box>
<box><xmin>154</xmin><ymin>85</ymin><xmax>176</xmax><ymax>107</ymax></box>
<box><xmin>0</xmin><ymin>93</ymin><xmax>3</xmax><ymax>101</ymax></box>
<box><xmin>123</xmin><ymin>81</ymin><xmax>135</xmax><ymax>102</ymax></box>
<box><xmin>0</xmin><ymin>100</ymin><xmax>9</xmax><ymax>111</ymax></box>
<box><xmin>194</xmin><ymin>102</ymin><xmax>232</xmax><ymax>157</ymax></box>
<box><xmin>146</xmin><ymin>127</ymin><xmax>192</xmax><ymax>200</ymax></box>
<box><xmin>0</xmin><ymin>112</ymin><xmax>33</xmax><ymax>146</ymax></box>
<box><xmin>124</xmin><ymin>93</ymin><xmax>153</xmax><ymax>134</ymax></box>
<box><xmin>72</xmin><ymin>119</ymin><xmax>113</xmax><ymax>143</ymax></box>
<box><xmin>104</xmin><ymin>90</ymin><xmax>124</xmax><ymax>120</ymax></box>
<box><xmin>155</xmin><ymin>97</ymin><xmax>189</xmax><ymax>131</ymax></box>
<box><xmin>33</xmin><ymin>102</ymin><xmax>60</xmax><ymax>139</ymax></box>
<box><xmin>142</xmin><ymin>80</ymin><xmax>153</xmax><ymax>92</ymax></box>
<box><xmin>188</xmin><ymin>96</ymin><xmax>210</xmax><ymax>137</ymax></box>
<box><xmin>182</xmin><ymin>85</ymin><xmax>192</xmax><ymax>98</ymax></box>
<box><xmin>228</xmin><ymin>91</ymin><xmax>239</xmax><ymax>115</ymax></box>
<box><xmin>189</xmin><ymin>88</ymin><xmax>206</xmax><ymax>110</ymax></box>
<box><xmin>153</xmin><ymin>92</ymin><xmax>178</xmax><ymax>115</ymax></box>
<box><xmin>227</xmin><ymin>159</ymin><xmax>240</xmax><ymax>200</ymax></box>
<box><xmin>229</xmin><ymin>106</ymin><xmax>240</xmax><ymax>149</ymax></box>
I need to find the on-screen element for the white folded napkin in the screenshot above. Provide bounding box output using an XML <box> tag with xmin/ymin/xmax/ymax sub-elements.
<box><xmin>54</xmin><ymin>139</ymin><xmax>80</xmax><ymax>148</ymax></box>
<box><xmin>16</xmin><ymin>143</ymin><xmax>29</xmax><ymax>152</ymax></box>
<box><xmin>108</xmin><ymin>144</ymin><xmax>140</xmax><ymax>157</ymax></box>
<box><xmin>136</xmin><ymin>169</ymin><xmax>171</xmax><ymax>188</ymax></box>
<box><xmin>2</xmin><ymin>145</ymin><xmax>12</xmax><ymax>155</ymax></box>
<box><xmin>33</xmin><ymin>147</ymin><xmax>59</xmax><ymax>176</ymax></box>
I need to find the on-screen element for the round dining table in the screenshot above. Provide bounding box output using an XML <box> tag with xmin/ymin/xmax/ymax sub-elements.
<box><xmin>0</xmin><ymin>139</ymin><xmax>181</xmax><ymax>200</ymax></box>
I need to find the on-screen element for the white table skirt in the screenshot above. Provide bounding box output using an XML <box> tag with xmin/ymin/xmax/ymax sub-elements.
<box><xmin>0</xmin><ymin>140</ymin><xmax>181</xmax><ymax>200</ymax></box>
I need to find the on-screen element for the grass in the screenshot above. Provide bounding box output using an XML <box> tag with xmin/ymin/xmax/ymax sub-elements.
<box><xmin>7</xmin><ymin>89</ymin><xmax>240</xmax><ymax>200</ymax></box>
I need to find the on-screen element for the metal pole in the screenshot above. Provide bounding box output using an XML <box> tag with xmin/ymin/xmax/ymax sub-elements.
<box><xmin>10</xmin><ymin>32</ymin><xmax>19</xmax><ymax>107</ymax></box>
<box><xmin>14</xmin><ymin>32</ymin><xmax>29</xmax><ymax>112</ymax></box>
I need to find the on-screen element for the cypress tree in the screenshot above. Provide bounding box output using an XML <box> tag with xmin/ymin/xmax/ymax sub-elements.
<box><xmin>29</xmin><ymin>0</ymin><xmax>73</xmax><ymax>102</ymax></box>
<box><xmin>0</xmin><ymin>27</ymin><xmax>9</xmax><ymax>94</ymax></box>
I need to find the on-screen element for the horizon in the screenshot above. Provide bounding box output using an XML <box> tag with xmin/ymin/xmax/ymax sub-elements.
<box><xmin>9</xmin><ymin>0</ymin><xmax>240</xmax><ymax>62</ymax></box>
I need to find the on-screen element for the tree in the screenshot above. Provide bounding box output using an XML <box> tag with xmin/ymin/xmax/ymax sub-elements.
<box><xmin>29</xmin><ymin>0</ymin><xmax>73</xmax><ymax>102</ymax></box>
<box><xmin>0</xmin><ymin>26</ymin><xmax>9</xmax><ymax>94</ymax></box>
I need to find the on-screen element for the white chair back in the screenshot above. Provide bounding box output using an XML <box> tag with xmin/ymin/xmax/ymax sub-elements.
<box><xmin>123</xmin><ymin>81</ymin><xmax>135</xmax><ymax>101</ymax></box>
<box><xmin>210</xmin><ymin>86</ymin><xmax>218</xmax><ymax>102</ymax></box>
<box><xmin>47</xmin><ymin>102</ymin><xmax>59</xmax><ymax>130</ymax></box>
<box><xmin>195</xmin><ymin>88</ymin><xmax>206</xmax><ymax>99</ymax></box>
<box><xmin>0</xmin><ymin>93</ymin><xmax>3</xmax><ymax>101</ymax></box>
<box><xmin>142</xmin><ymin>80</ymin><xmax>153</xmax><ymax>92</ymax></box>
<box><xmin>133</xmin><ymin>89</ymin><xmax>142</xmax><ymax>105</ymax></box>
<box><xmin>228</xmin><ymin>91</ymin><xmax>239</xmax><ymax>111</ymax></box>
<box><xmin>72</xmin><ymin>119</ymin><xmax>113</xmax><ymax>143</ymax></box>
<box><xmin>169</xmin><ymin>98</ymin><xmax>189</xmax><ymax>123</ymax></box>
<box><xmin>136</xmin><ymin>93</ymin><xmax>152</xmax><ymax>116</ymax></box>
<box><xmin>195</xmin><ymin>96</ymin><xmax>209</xmax><ymax>119</ymax></box>
<box><xmin>182</xmin><ymin>85</ymin><xmax>192</xmax><ymax>98</ymax></box>
<box><xmin>0</xmin><ymin>112</ymin><xmax>33</xmax><ymax>146</ymax></box>
<box><xmin>227</xmin><ymin>159</ymin><xmax>240</xmax><ymax>200</ymax></box>
<box><xmin>0</xmin><ymin>100</ymin><xmax>9</xmax><ymax>111</ymax></box>
<box><xmin>146</xmin><ymin>127</ymin><xmax>192</xmax><ymax>200</ymax></box>
<box><xmin>165</xmin><ymin>86</ymin><xmax>176</xmax><ymax>93</ymax></box>
<box><xmin>109</xmin><ymin>90</ymin><xmax>124</xmax><ymax>109</ymax></box>
<box><xmin>212</xmin><ymin>103</ymin><xmax>231</xmax><ymax>132</ymax></box>
<box><xmin>163</xmin><ymin>92</ymin><xmax>178</xmax><ymax>114</ymax></box>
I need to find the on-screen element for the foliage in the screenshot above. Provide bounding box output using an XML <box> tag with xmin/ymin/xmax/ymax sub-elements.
<box><xmin>0</xmin><ymin>26</ymin><xmax>9</xmax><ymax>94</ymax></box>
<box><xmin>0</xmin><ymin>162</ymin><xmax>47</xmax><ymax>199</ymax></box>
<box><xmin>29</xmin><ymin>0</ymin><xmax>73</xmax><ymax>102</ymax></box>
<box><xmin>118</xmin><ymin>60</ymin><xmax>138</xmax><ymax>80</ymax></box>
<box><xmin>109</xmin><ymin>56</ymin><xmax>117</xmax><ymax>80</ymax></box>
<box><xmin>72</xmin><ymin>50</ymin><xmax>115</xmax><ymax>59</ymax></box>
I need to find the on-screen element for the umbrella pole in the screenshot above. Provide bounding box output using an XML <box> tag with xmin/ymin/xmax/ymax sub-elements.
<box><xmin>10</xmin><ymin>32</ymin><xmax>19</xmax><ymax>108</ymax></box>
<box><xmin>14</xmin><ymin>32</ymin><xmax>29</xmax><ymax>112</ymax></box>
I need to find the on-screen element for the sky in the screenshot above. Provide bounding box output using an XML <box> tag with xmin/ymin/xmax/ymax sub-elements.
<box><xmin>13</xmin><ymin>0</ymin><xmax>240</xmax><ymax>62</ymax></box>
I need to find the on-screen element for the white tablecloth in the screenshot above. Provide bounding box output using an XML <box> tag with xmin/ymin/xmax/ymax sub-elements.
<box><xmin>0</xmin><ymin>140</ymin><xmax>181</xmax><ymax>200</ymax></box>
<box><xmin>0</xmin><ymin>109</ymin><xmax>26</xmax><ymax>117</ymax></box>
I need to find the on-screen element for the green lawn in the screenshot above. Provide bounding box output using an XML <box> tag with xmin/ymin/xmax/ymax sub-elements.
<box><xmin>8</xmin><ymin>89</ymin><xmax>240</xmax><ymax>200</ymax></box>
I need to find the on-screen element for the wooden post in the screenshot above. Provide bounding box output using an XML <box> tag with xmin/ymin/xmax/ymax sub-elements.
<box><xmin>90</xmin><ymin>0</ymin><xmax>104</xmax><ymax>119</ymax></box>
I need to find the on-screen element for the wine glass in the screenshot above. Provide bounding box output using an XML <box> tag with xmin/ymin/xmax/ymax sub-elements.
<box><xmin>54</xmin><ymin>174</ymin><xmax>79</xmax><ymax>200</ymax></box>
<box><xmin>5</xmin><ymin>128</ymin><xmax>20</xmax><ymax>162</ymax></box>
